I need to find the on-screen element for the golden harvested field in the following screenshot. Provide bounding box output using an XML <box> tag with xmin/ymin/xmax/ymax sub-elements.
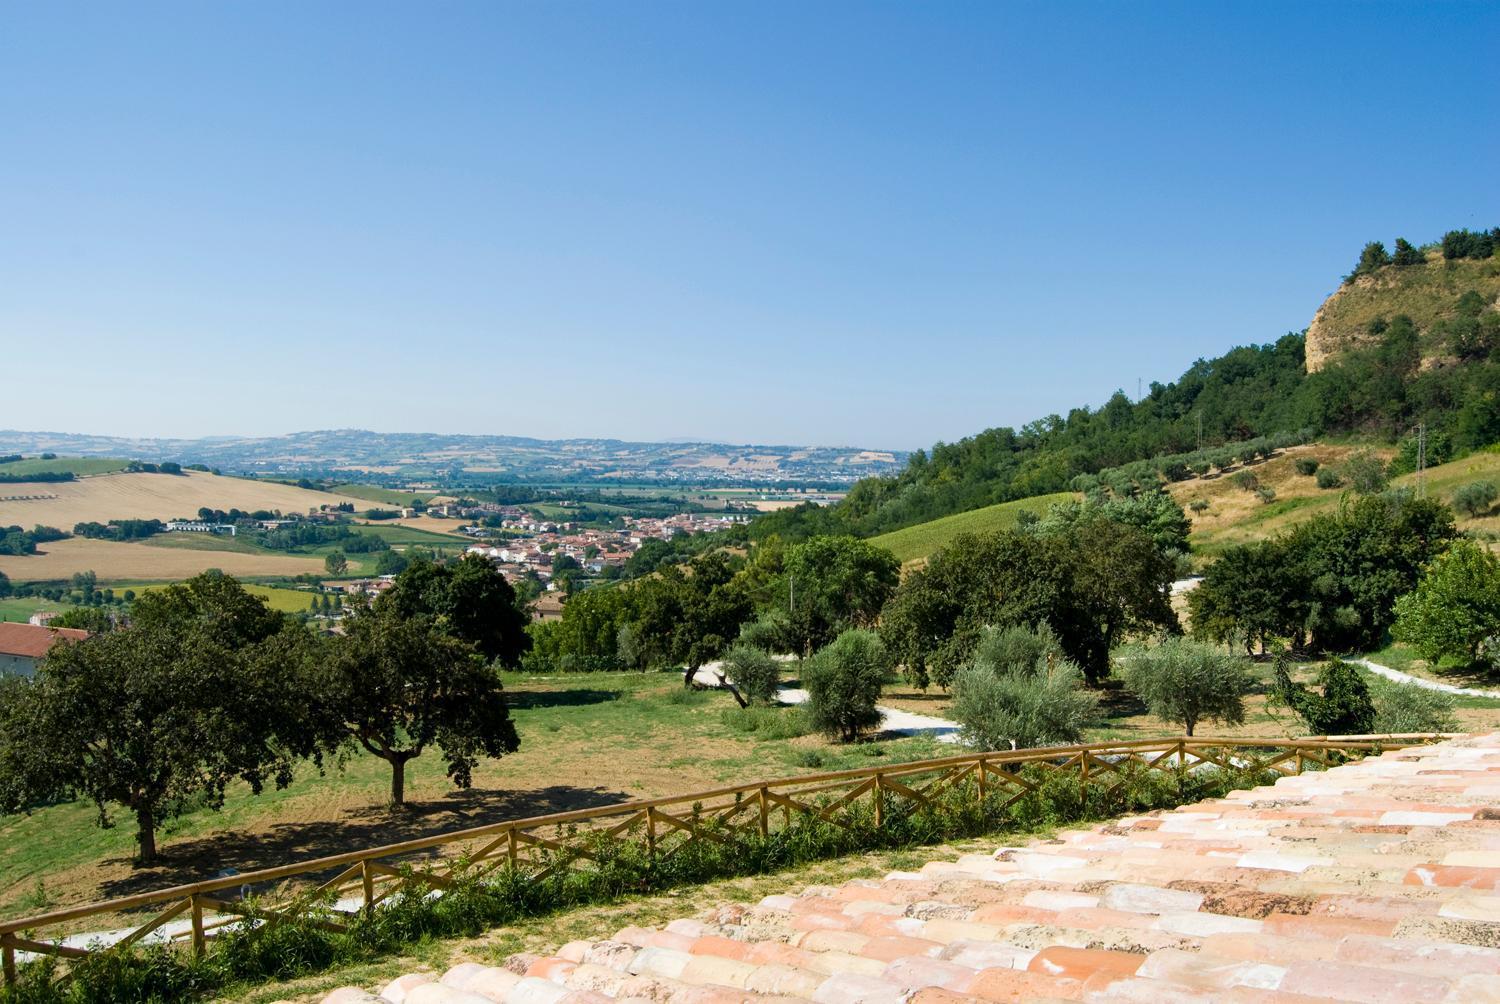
<box><xmin>0</xmin><ymin>537</ymin><xmax>324</xmax><ymax>582</ymax></box>
<box><xmin>0</xmin><ymin>470</ymin><xmax>368</xmax><ymax>529</ymax></box>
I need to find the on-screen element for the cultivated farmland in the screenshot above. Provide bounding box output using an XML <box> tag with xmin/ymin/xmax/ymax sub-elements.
<box><xmin>0</xmin><ymin>537</ymin><xmax>325</xmax><ymax>582</ymax></box>
<box><xmin>0</xmin><ymin>469</ymin><xmax>368</xmax><ymax>529</ymax></box>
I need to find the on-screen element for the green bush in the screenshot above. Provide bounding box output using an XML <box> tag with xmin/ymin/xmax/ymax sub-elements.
<box><xmin>949</xmin><ymin>625</ymin><xmax>1099</xmax><ymax>751</ymax></box>
<box><xmin>1315</xmin><ymin>467</ymin><xmax>1343</xmax><ymax>489</ymax></box>
<box><xmin>1188</xmin><ymin>499</ymin><xmax>1209</xmax><ymax>514</ymax></box>
<box><xmin>804</xmin><ymin>630</ymin><xmax>888</xmax><ymax>742</ymax></box>
<box><xmin>1231</xmin><ymin>471</ymin><xmax>1260</xmax><ymax>492</ymax></box>
<box><xmin>722</xmin><ymin>644</ymin><xmax>783</xmax><ymax>705</ymax></box>
<box><xmin>1341</xmin><ymin>451</ymin><xmax>1389</xmax><ymax>494</ymax></box>
<box><xmin>1255</xmin><ymin>487</ymin><xmax>1277</xmax><ymax>505</ymax></box>
<box><xmin>1371</xmin><ymin>680</ymin><xmax>1458</xmax><ymax>734</ymax></box>
<box><xmin>1452</xmin><ymin>481</ymin><xmax>1499</xmax><ymax>518</ymax></box>
<box><xmin>1273</xmin><ymin>658</ymin><xmax>1375</xmax><ymax>735</ymax></box>
<box><xmin>718</xmin><ymin>705</ymin><xmax>810</xmax><ymax>740</ymax></box>
<box><xmin>1294</xmin><ymin>458</ymin><xmax>1319</xmax><ymax>476</ymax></box>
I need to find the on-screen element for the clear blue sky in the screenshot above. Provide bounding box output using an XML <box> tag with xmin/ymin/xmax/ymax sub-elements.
<box><xmin>3</xmin><ymin>2</ymin><xmax>1497</xmax><ymax>450</ymax></box>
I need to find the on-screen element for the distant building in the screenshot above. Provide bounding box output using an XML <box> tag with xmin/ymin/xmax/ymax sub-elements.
<box><xmin>0</xmin><ymin>622</ymin><xmax>89</xmax><ymax>677</ymax></box>
<box><xmin>27</xmin><ymin>611</ymin><xmax>60</xmax><ymax>627</ymax></box>
<box><xmin>164</xmin><ymin>520</ymin><xmax>237</xmax><ymax>536</ymax></box>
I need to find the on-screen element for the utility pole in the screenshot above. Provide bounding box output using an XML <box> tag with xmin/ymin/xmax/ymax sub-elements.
<box><xmin>1416</xmin><ymin>422</ymin><xmax>1427</xmax><ymax>498</ymax></box>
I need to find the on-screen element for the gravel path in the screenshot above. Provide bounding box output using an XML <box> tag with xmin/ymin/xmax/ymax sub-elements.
<box><xmin>1353</xmin><ymin>657</ymin><xmax>1500</xmax><ymax>699</ymax></box>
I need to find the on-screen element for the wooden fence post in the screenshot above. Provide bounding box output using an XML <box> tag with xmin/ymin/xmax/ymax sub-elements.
<box><xmin>647</xmin><ymin>809</ymin><xmax>657</xmax><ymax>863</ymax></box>
<box><xmin>977</xmin><ymin>757</ymin><xmax>987</xmax><ymax>804</ymax></box>
<box><xmin>362</xmin><ymin>860</ymin><xmax>375</xmax><ymax>915</ymax></box>
<box><xmin>508</xmin><ymin>828</ymin><xmax>518</xmax><ymax>869</ymax></box>
<box><xmin>874</xmin><ymin>773</ymin><xmax>884</xmax><ymax>828</ymax></box>
<box><xmin>190</xmin><ymin>895</ymin><xmax>205</xmax><ymax>957</ymax></box>
<box><xmin>2</xmin><ymin>934</ymin><xmax>15</xmax><ymax>986</ymax></box>
<box><xmin>758</xmin><ymin>787</ymin><xmax>769</xmax><ymax>838</ymax></box>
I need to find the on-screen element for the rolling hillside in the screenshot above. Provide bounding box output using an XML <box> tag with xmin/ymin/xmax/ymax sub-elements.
<box><xmin>870</xmin><ymin>492</ymin><xmax>1074</xmax><ymax>564</ymax></box>
<box><xmin>1306</xmin><ymin>249</ymin><xmax>1500</xmax><ymax>370</ymax></box>
<box><xmin>1170</xmin><ymin>442</ymin><xmax>1500</xmax><ymax>559</ymax></box>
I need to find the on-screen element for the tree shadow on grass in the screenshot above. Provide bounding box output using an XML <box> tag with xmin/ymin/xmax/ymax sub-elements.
<box><xmin>507</xmin><ymin>688</ymin><xmax>622</xmax><ymax>710</ymax></box>
<box><xmin>97</xmin><ymin>783</ymin><xmax>634</xmax><ymax>901</ymax></box>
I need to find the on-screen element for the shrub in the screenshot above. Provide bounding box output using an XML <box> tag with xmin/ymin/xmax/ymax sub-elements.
<box><xmin>722</xmin><ymin>644</ymin><xmax>782</xmax><ymax>705</ymax></box>
<box><xmin>1452</xmin><ymin>481</ymin><xmax>1499</xmax><ymax>518</ymax></box>
<box><xmin>1341</xmin><ymin>451</ymin><xmax>1388</xmax><ymax>494</ymax></box>
<box><xmin>718</xmin><ymin>705</ymin><xmax>811</xmax><ymax>740</ymax></box>
<box><xmin>1273</xmin><ymin>658</ymin><xmax>1375</xmax><ymax>735</ymax></box>
<box><xmin>804</xmin><ymin>630</ymin><xmax>888</xmax><ymax>742</ymax></box>
<box><xmin>1294</xmin><ymin>458</ymin><xmax>1320</xmax><ymax>476</ymax></box>
<box><xmin>1315</xmin><ymin>467</ymin><xmax>1343</xmax><ymax>489</ymax></box>
<box><xmin>1231</xmin><ymin>471</ymin><xmax>1259</xmax><ymax>492</ymax></box>
<box><xmin>1119</xmin><ymin>638</ymin><xmax>1252</xmax><ymax>736</ymax></box>
<box><xmin>738</xmin><ymin>610</ymin><xmax>791</xmax><ymax>654</ymax></box>
<box><xmin>1255</xmin><ymin>487</ymin><xmax>1277</xmax><ymax>505</ymax></box>
<box><xmin>950</xmin><ymin>625</ymin><xmax>1099</xmax><ymax>751</ymax></box>
<box><xmin>1371</xmin><ymin>680</ymin><xmax>1458</xmax><ymax>734</ymax></box>
<box><xmin>1188</xmin><ymin>499</ymin><xmax>1209</xmax><ymax>514</ymax></box>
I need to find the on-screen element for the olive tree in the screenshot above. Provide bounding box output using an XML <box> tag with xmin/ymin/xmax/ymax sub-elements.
<box><xmin>804</xmin><ymin>630</ymin><xmax>888</xmax><ymax>742</ymax></box>
<box><xmin>1119</xmin><ymin>637</ymin><xmax>1252</xmax><ymax>736</ymax></box>
<box><xmin>950</xmin><ymin>624</ymin><xmax>1099</xmax><ymax>751</ymax></box>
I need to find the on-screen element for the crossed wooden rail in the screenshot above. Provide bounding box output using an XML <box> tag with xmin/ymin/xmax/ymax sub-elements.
<box><xmin>0</xmin><ymin>733</ymin><xmax>1456</xmax><ymax>982</ymax></box>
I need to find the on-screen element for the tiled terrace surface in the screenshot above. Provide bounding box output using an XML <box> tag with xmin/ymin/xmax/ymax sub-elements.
<box><xmin>323</xmin><ymin>733</ymin><xmax>1500</xmax><ymax>1004</ymax></box>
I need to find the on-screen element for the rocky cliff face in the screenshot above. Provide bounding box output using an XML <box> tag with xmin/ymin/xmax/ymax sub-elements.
<box><xmin>1304</xmin><ymin>253</ymin><xmax>1500</xmax><ymax>372</ymax></box>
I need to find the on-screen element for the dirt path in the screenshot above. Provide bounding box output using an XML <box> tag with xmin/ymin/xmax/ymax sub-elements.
<box><xmin>1354</xmin><ymin>657</ymin><xmax>1500</xmax><ymax>699</ymax></box>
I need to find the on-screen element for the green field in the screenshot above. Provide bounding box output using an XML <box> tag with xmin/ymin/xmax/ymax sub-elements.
<box><xmin>331</xmin><ymin>484</ymin><xmax>437</xmax><ymax>506</ymax></box>
<box><xmin>0</xmin><ymin>456</ymin><xmax>130</xmax><ymax>478</ymax></box>
<box><xmin>870</xmin><ymin>492</ymin><xmax>1076</xmax><ymax>564</ymax></box>
<box><xmin>118</xmin><ymin>581</ymin><xmax>321</xmax><ymax>613</ymax></box>
<box><xmin>354</xmin><ymin>523</ymin><xmax>470</xmax><ymax>546</ymax></box>
<box><xmin>0</xmin><ymin>596</ymin><xmax>78</xmax><ymax>624</ymax></box>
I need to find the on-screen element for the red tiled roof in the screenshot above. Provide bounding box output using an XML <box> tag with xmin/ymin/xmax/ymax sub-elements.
<box><xmin>0</xmin><ymin>621</ymin><xmax>90</xmax><ymax>659</ymax></box>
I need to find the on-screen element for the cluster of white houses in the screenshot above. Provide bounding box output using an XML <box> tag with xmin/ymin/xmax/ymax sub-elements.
<box><xmin>463</xmin><ymin>512</ymin><xmax>749</xmax><ymax>587</ymax></box>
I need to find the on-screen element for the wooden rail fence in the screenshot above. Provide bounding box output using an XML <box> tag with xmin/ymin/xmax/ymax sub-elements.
<box><xmin>0</xmin><ymin>733</ymin><xmax>1456</xmax><ymax>982</ymax></box>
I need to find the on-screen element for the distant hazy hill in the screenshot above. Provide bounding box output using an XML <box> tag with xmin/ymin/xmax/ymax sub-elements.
<box><xmin>0</xmin><ymin>430</ymin><xmax>905</xmax><ymax>485</ymax></box>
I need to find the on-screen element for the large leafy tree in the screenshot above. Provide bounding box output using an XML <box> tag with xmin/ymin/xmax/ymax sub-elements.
<box><xmin>313</xmin><ymin>603</ymin><xmax>519</xmax><ymax>805</ymax></box>
<box><xmin>1192</xmin><ymin>492</ymin><xmax>1455</xmax><ymax>654</ymax></box>
<box><xmin>0</xmin><ymin>573</ymin><xmax>314</xmax><ymax>864</ymax></box>
<box><xmin>781</xmin><ymin>535</ymin><xmax>900</xmax><ymax>655</ymax></box>
<box><xmin>385</xmin><ymin>554</ymin><xmax>531</xmax><ymax>667</ymax></box>
<box><xmin>1393</xmin><ymin>539</ymin><xmax>1500</xmax><ymax>667</ymax></box>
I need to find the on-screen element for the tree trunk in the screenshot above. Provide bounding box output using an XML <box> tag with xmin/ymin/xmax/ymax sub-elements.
<box><xmin>389</xmin><ymin>756</ymin><xmax>407</xmax><ymax>806</ymax></box>
<box><xmin>135</xmin><ymin>805</ymin><xmax>157</xmax><ymax>865</ymax></box>
<box><xmin>1185</xmin><ymin>718</ymin><xmax>1196</xmax><ymax>737</ymax></box>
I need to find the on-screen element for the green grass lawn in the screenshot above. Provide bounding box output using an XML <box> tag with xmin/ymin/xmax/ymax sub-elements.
<box><xmin>870</xmin><ymin>492</ymin><xmax>1076</xmax><ymax>564</ymax></box>
<box><xmin>0</xmin><ymin>669</ymin><xmax>952</xmax><ymax>922</ymax></box>
<box><xmin>0</xmin><ymin>456</ymin><xmax>130</xmax><ymax>478</ymax></box>
<box><xmin>0</xmin><ymin>596</ymin><xmax>77</xmax><ymax>623</ymax></box>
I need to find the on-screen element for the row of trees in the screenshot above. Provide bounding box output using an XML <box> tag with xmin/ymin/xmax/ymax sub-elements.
<box><xmin>0</xmin><ymin>557</ymin><xmax>531</xmax><ymax>864</ymax></box>
<box><xmin>1188</xmin><ymin>492</ymin><xmax>1456</xmax><ymax>655</ymax></box>
<box><xmin>527</xmin><ymin>535</ymin><xmax>901</xmax><ymax>679</ymax></box>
